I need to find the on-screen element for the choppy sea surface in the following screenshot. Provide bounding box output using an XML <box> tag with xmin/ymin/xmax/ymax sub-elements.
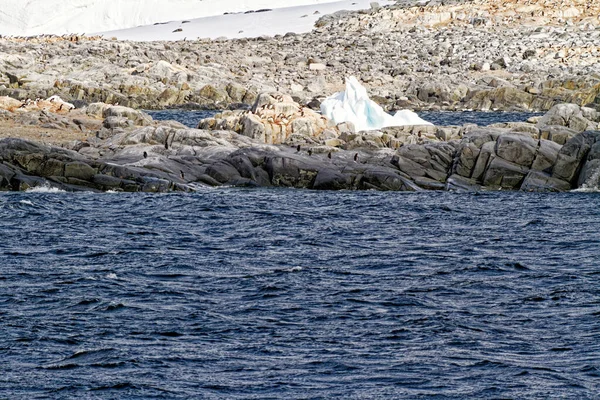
<box><xmin>1</xmin><ymin>189</ymin><xmax>599</xmax><ymax>399</ymax></box>
<box><xmin>146</xmin><ymin>110</ymin><xmax>543</xmax><ymax>128</ymax></box>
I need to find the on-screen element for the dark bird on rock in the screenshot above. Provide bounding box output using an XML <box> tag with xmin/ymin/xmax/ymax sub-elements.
<box><xmin>296</xmin><ymin>144</ymin><xmax>301</xmax><ymax>152</ymax></box>
<box><xmin>180</xmin><ymin>170</ymin><xmax>185</xmax><ymax>180</ymax></box>
<box><xmin>308</xmin><ymin>149</ymin><xmax>312</xmax><ymax>156</ymax></box>
<box><xmin>327</xmin><ymin>152</ymin><xmax>332</xmax><ymax>159</ymax></box>
<box><xmin>354</xmin><ymin>153</ymin><xmax>358</xmax><ymax>162</ymax></box>
<box><xmin>143</xmin><ymin>151</ymin><xmax>148</xmax><ymax>159</ymax></box>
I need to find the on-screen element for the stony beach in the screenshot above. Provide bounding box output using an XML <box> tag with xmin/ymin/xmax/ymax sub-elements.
<box><xmin>0</xmin><ymin>0</ymin><xmax>599</xmax><ymax>192</ymax></box>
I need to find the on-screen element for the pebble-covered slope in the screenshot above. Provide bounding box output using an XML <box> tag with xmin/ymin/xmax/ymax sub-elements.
<box><xmin>0</xmin><ymin>0</ymin><xmax>598</xmax><ymax>111</ymax></box>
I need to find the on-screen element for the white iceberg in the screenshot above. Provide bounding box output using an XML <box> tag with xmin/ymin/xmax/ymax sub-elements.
<box><xmin>320</xmin><ymin>76</ymin><xmax>432</xmax><ymax>131</ymax></box>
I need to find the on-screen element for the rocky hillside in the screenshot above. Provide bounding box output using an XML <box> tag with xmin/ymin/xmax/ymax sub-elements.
<box><xmin>0</xmin><ymin>0</ymin><xmax>598</xmax><ymax>111</ymax></box>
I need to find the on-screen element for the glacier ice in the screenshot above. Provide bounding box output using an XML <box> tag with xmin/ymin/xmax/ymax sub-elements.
<box><xmin>320</xmin><ymin>76</ymin><xmax>432</xmax><ymax>131</ymax></box>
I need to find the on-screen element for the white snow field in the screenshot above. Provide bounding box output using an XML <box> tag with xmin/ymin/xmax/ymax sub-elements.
<box><xmin>321</xmin><ymin>77</ymin><xmax>432</xmax><ymax>131</ymax></box>
<box><xmin>100</xmin><ymin>0</ymin><xmax>394</xmax><ymax>41</ymax></box>
<box><xmin>0</xmin><ymin>0</ymin><xmax>392</xmax><ymax>38</ymax></box>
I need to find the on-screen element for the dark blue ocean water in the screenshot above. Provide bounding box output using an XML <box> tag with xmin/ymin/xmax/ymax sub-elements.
<box><xmin>1</xmin><ymin>189</ymin><xmax>600</xmax><ymax>399</ymax></box>
<box><xmin>147</xmin><ymin>110</ymin><xmax>216</xmax><ymax>127</ymax></box>
<box><xmin>418</xmin><ymin>111</ymin><xmax>543</xmax><ymax>127</ymax></box>
<box><xmin>146</xmin><ymin>110</ymin><xmax>542</xmax><ymax>129</ymax></box>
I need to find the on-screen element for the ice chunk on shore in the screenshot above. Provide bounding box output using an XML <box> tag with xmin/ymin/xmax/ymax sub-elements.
<box><xmin>320</xmin><ymin>76</ymin><xmax>431</xmax><ymax>131</ymax></box>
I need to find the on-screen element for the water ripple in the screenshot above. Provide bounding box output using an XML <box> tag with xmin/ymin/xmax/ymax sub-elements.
<box><xmin>1</xmin><ymin>190</ymin><xmax>599</xmax><ymax>398</ymax></box>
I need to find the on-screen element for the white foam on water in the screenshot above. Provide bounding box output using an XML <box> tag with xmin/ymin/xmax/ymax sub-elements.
<box><xmin>572</xmin><ymin>164</ymin><xmax>600</xmax><ymax>192</ymax></box>
<box><xmin>19</xmin><ymin>200</ymin><xmax>34</xmax><ymax>206</ymax></box>
<box><xmin>25</xmin><ymin>185</ymin><xmax>66</xmax><ymax>193</ymax></box>
<box><xmin>571</xmin><ymin>187</ymin><xmax>600</xmax><ymax>193</ymax></box>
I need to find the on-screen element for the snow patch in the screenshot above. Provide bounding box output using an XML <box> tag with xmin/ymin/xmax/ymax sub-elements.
<box><xmin>99</xmin><ymin>0</ymin><xmax>393</xmax><ymax>41</ymax></box>
<box><xmin>0</xmin><ymin>0</ymin><xmax>390</xmax><ymax>37</ymax></box>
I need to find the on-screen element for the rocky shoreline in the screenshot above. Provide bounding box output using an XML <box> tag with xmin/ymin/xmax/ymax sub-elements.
<box><xmin>0</xmin><ymin>0</ymin><xmax>599</xmax><ymax>112</ymax></box>
<box><xmin>0</xmin><ymin>0</ymin><xmax>599</xmax><ymax>193</ymax></box>
<box><xmin>0</xmin><ymin>91</ymin><xmax>599</xmax><ymax>193</ymax></box>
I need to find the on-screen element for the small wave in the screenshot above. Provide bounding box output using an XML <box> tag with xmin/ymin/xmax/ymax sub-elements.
<box><xmin>25</xmin><ymin>185</ymin><xmax>66</xmax><ymax>193</ymax></box>
<box><xmin>571</xmin><ymin>186</ymin><xmax>600</xmax><ymax>193</ymax></box>
<box><xmin>90</xmin><ymin>382</ymin><xmax>139</xmax><ymax>391</ymax></box>
<box><xmin>157</xmin><ymin>331</ymin><xmax>184</xmax><ymax>337</ymax></box>
<box><xmin>43</xmin><ymin>363</ymin><xmax>79</xmax><ymax>370</ymax></box>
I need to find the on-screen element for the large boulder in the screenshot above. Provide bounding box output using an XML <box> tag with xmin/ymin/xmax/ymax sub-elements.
<box><xmin>537</xmin><ymin>104</ymin><xmax>599</xmax><ymax>145</ymax></box>
<box><xmin>483</xmin><ymin>157</ymin><xmax>529</xmax><ymax>189</ymax></box>
<box><xmin>495</xmin><ymin>134</ymin><xmax>537</xmax><ymax>166</ymax></box>
<box><xmin>521</xmin><ymin>171</ymin><xmax>572</xmax><ymax>192</ymax></box>
<box><xmin>103</xmin><ymin>105</ymin><xmax>153</xmax><ymax>126</ymax></box>
<box><xmin>199</xmin><ymin>93</ymin><xmax>331</xmax><ymax>145</ymax></box>
<box><xmin>392</xmin><ymin>142</ymin><xmax>454</xmax><ymax>184</ymax></box>
<box><xmin>576</xmin><ymin>134</ymin><xmax>600</xmax><ymax>188</ymax></box>
<box><xmin>531</xmin><ymin>140</ymin><xmax>561</xmax><ymax>172</ymax></box>
<box><xmin>552</xmin><ymin>130</ymin><xmax>599</xmax><ymax>183</ymax></box>
<box><xmin>537</xmin><ymin>103</ymin><xmax>598</xmax><ymax>132</ymax></box>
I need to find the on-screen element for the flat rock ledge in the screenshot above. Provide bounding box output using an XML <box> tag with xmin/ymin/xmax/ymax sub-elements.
<box><xmin>1</xmin><ymin>95</ymin><xmax>599</xmax><ymax>193</ymax></box>
<box><xmin>1</xmin><ymin>126</ymin><xmax>600</xmax><ymax>193</ymax></box>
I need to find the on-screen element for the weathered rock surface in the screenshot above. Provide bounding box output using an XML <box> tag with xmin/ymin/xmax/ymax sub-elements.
<box><xmin>198</xmin><ymin>93</ymin><xmax>331</xmax><ymax>145</ymax></box>
<box><xmin>0</xmin><ymin>0</ymin><xmax>599</xmax><ymax>112</ymax></box>
<box><xmin>2</xmin><ymin>122</ymin><xmax>599</xmax><ymax>193</ymax></box>
<box><xmin>1</xmin><ymin>96</ymin><xmax>600</xmax><ymax>193</ymax></box>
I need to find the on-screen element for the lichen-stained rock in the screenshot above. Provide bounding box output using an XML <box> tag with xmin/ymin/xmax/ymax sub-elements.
<box><xmin>531</xmin><ymin>140</ymin><xmax>561</xmax><ymax>172</ymax></box>
<box><xmin>64</xmin><ymin>161</ymin><xmax>97</xmax><ymax>181</ymax></box>
<box><xmin>0</xmin><ymin>96</ymin><xmax>25</xmax><ymax>112</ymax></box>
<box><xmin>539</xmin><ymin>125</ymin><xmax>579</xmax><ymax>145</ymax></box>
<box><xmin>392</xmin><ymin>142</ymin><xmax>454</xmax><ymax>184</ymax></box>
<box><xmin>264</xmin><ymin>155</ymin><xmax>319</xmax><ymax>188</ymax></box>
<box><xmin>312</xmin><ymin>169</ymin><xmax>349</xmax><ymax>190</ymax></box>
<box><xmin>453</xmin><ymin>142</ymin><xmax>480</xmax><ymax>178</ymax></box>
<box><xmin>198</xmin><ymin>84</ymin><xmax>229</xmax><ymax>104</ymax></box>
<box><xmin>495</xmin><ymin>134</ymin><xmax>538</xmax><ymax>167</ymax></box>
<box><xmin>445</xmin><ymin>174</ymin><xmax>482</xmax><ymax>192</ymax></box>
<box><xmin>537</xmin><ymin>103</ymin><xmax>597</xmax><ymax>133</ymax></box>
<box><xmin>552</xmin><ymin>130</ymin><xmax>599</xmax><ymax>183</ymax></box>
<box><xmin>225</xmin><ymin>82</ymin><xmax>247</xmax><ymax>103</ymax></box>
<box><xmin>358</xmin><ymin>167</ymin><xmax>422</xmax><ymax>191</ymax></box>
<box><xmin>483</xmin><ymin>157</ymin><xmax>529</xmax><ymax>189</ymax></box>
<box><xmin>576</xmin><ymin>137</ymin><xmax>600</xmax><ymax>188</ymax></box>
<box><xmin>521</xmin><ymin>171</ymin><xmax>572</xmax><ymax>192</ymax></box>
<box><xmin>199</xmin><ymin>93</ymin><xmax>332</xmax><ymax>145</ymax></box>
<box><xmin>471</xmin><ymin>141</ymin><xmax>496</xmax><ymax>182</ymax></box>
<box><xmin>103</xmin><ymin>105</ymin><xmax>153</xmax><ymax>126</ymax></box>
<box><xmin>465</xmin><ymin>87</ymin><xmax>534</xmax><ymax>111</ymax></box>
<box><xmin>0</xmin><ymin>95</ymin><xmax>75</xmax><ymax>114</ymax></box>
